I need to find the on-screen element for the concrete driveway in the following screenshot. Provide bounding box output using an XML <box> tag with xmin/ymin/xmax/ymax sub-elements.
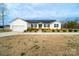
<box><xmin>0</xmin><ymin>32</ymin><xmax>79</xmax><ymax>37</ymax></box>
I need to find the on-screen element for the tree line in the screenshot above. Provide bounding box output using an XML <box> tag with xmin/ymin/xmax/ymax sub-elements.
<box><xmin>63</xmin><ymin>20</ymin><xmax>79</xmax><ymax>29</ymax></box>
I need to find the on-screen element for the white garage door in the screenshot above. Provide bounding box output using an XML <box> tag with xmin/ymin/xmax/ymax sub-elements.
<box><xmin>12</xmin><ymin>25</ymin><xmax>25</xmax><ymax>32</ymax></box>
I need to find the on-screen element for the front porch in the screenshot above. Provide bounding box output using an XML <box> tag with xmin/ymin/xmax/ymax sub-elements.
<box><xmin>30</xmin><ymin>23</ymin><xmax>50</xmax><ymax>29</ymax></box>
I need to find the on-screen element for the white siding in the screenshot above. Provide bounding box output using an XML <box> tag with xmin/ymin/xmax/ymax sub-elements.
<box><xmin>28</xmin><ymin>23</ymin><xmax>38</xmax><ymax>29</ymax></box>
<box><xmin>27</xmin><ymin>23</ymin><xmax>31</xmax><ymax>28</ymax></box>
<box><xmin>10</xmin><ymin>18</ymin><xmax>62</xmax><ymax>32</ymax></box>
<box><xmin>50</xmin><ymin>22</ymin><xmax>61</xmax><ymax>29</ymax></box>
<box><xmin>10</xmin><ymin>18</ymin><xmax>28</xmax><ymax>32</ymax></box>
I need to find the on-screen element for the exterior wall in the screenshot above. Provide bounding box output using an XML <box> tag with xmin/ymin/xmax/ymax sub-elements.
<box><xmin>37</xmin><ymin>23</ymin><xmax>44</xmax><ymax>29</ymax></box>
<box><xmin>41</xmin><ymin>23</ymin><xmax>50</xmax><ymax>29</ymax></box>
<box><xmin>27</xmin><ymin>23</ymin><xmax>38</xmax><ymax>29</ymax></box>
<box><xmin>29</xmin><ymin>22</ymin><xmax>61</xmax><ymax>29</ymax></box>
<box><xmin>27</xmin><ymin>23</ymin><xmax>31</xmax><ymax>28</ymax></box>
<box><xmin>42</xmin><ymin>24</ymin><xmax>44</xmax><ymax>28</ymax></box>
<box><xmin>50</xmin><ymin>22</ymin><xmax>61</xmax><ymax>29</ymax></box>
<box><xmin>10</xmin><ymin>18</ymin><xmax>28</xmax><ymax>32</ymax></box>
<box><xmin>10</xmin><ymin>19</ymin><xmax>61</xmax><ymax>32</ymax></box>
<box><xmin>36</xmin><ymin>24</ymin><xmax>38</xmax><ymax>29</ymax></box>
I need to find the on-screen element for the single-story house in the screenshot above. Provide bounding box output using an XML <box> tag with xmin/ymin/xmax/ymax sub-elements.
<box><xmin>10</xmin><ymin>18</ymin><xmax>61</xmax><ymax>32</ymax></box>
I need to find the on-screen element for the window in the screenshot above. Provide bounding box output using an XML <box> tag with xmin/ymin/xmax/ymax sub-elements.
<box><xmin>39</xmin><ymin>24</ymin><xmax>42</xmax><ymax>28</ymax></box>
<box><xmin>31</xmin><ymin>24</ymin><xmax>37</xmax><ymax>27</ymax></box>
<box><xmin>34</xmin><ymin>24</ymin><xmax>37</xmax><ymax>27</ymax></box>
<box><xmin>44</xmin><ymin>24</ymin><xmax>50</xmax><ymax>27</ymax></box>
<box><xmin>44</xmin><ymin>24</ymin><xmax>46</xmax><ymax>27</ymax></box>
<box><xmin>54</xmin><ymin>24</ymin><xmax>59</xmax><ymax>27</ymax></box>
<box><xmin>48</xmin><ymin>24</ymin><xmax>50</xmax><ymax>27</ymax></box>
<box><xmin>31</xmin><ymin>24</ymin><xmax>33</xmax><ymax>27</ymax></box>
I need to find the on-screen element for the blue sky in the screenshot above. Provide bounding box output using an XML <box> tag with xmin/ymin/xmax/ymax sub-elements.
<box><xmin>1</xmin><ymin>3</ymin><xmax>79</xmax><ymax>25</ymax></box>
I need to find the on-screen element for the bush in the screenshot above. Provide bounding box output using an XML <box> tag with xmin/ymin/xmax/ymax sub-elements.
<box><xmin>62</xmin><ymin>29</ymin><xmax>67</xmax><ymax>32</ymax></box>
<box><xmin>46</xmin><ymin>29</ymin><xmax>51</xmax><ymax>32</ymax></box>
<box><xmin>27</xmin><ymin>28</ymin><xmax>38</xmax><ymax>32</ymax></box>
<box><xmin>52</xmin><ymin>30</ymin><xmax>55</xmax><ymax>32</ymax></box>
<box><xmin>33</xmin><ymin>29</ymin><xmax>38</xmax><ymax>32</ymax></box>
<box><xmin>74</xmin><ymin>29</ymin><xmax>78</xmax><ymax>32</ymax></box>
<box><xmin>27</xmin><ymin>28</ymin><xmax>33</xmax><ymax>32</ymax></box>
<box><xmin>68</xmin><ymin>29</ymin><xmax>73</xmax><ymax>32</ymax></box>
<box><xmin>42</xmin><ymin>29</ymin><xmax>45</xmax><ymax>32</ymax></box>
<box><xmin>56</xmin><ymin>30</ymin><xmax>60</xmax><ymax>32</ymax></box>
<box><xmin>42</xmin><ymin>29</ymin><xmax>46</xmax><ymax>32</ymax></box>
<box><xmin>24</xmin><ymin>30</ymin><xmax>27</xmax><ymax>32</ymax></box>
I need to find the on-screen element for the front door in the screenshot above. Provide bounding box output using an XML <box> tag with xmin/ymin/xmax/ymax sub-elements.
<box><xmin>39</xmin><ymin>24</ymin><xmax>42</xmax><ymax>29</ymax></box>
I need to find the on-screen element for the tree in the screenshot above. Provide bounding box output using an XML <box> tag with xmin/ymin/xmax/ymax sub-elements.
<box><xmin>64</xmin><ymin>20</ymin><xmax>77</xmax><ymax>29</ymax></box>
<box><xmin>0</xmin><ymin>3</ymin><xmax>7</xmax><ymax>31</ymax></box>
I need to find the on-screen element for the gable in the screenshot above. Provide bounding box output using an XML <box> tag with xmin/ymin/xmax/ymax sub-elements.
<box><xmin>52</xmin><ymin>21</ymin><xmax>61</xmax><ymax>24</ymax></box>
<box><xmin>10</xmin><ymin>18</ymin><xmax>27</xmax><ymax>25</ymax></box>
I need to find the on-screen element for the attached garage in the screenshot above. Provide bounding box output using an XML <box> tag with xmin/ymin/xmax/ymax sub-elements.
<box><xmin>10</xmin><ymin>18</ymin><xmax>28</xmax><ymax>32</ymax></box>
<box><xmin>12</xmin><ymin>25</ymin><xmax>25</xmax><ymax>32</ymax></box>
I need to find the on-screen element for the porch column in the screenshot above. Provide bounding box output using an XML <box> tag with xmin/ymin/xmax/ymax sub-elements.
<box><xmin>42</xmin><ymin>24</ymin><xmax>44</xmax><ymax>29</ymax></box>
<box><xmin>37</xmin><ymin>24</ymin><xmax>39</xmax><ymax>29</ymax></box>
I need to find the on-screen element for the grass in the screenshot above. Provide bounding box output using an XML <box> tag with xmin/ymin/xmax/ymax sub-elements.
<box><xmin>66</xmin><ymin>36</ymin><xmax>79</xmax><ymax>55</ymax></box>
<box><xmin>33</xmin><ymin>40</ymin><xmax>40</xmax><ymax>49</ymax></box>
<box><xmin>0</xmin><ymin>34</ymin><xmax>79</xmax><ymax>56</ymax></box>
<box><xmin>0</xmin><ymin>28</ymin><xmax>11</xmax><ymax>32</ymax></box>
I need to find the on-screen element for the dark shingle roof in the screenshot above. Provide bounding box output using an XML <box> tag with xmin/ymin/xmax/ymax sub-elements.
<box><xmin>10</xmin><ymin>18</ymin><xmax>56</xmax><ymax>23</ymax></box>
<box><xmin>25</xmin><ymin>20</ymin><xmax>56</xmax><ymax>23</ymax></box>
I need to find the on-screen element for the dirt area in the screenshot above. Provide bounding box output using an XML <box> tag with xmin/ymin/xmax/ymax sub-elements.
<box><xmin>0</xmin><ymin>34</ymin><xmax>79</xmax><ymax>56</ymax></box>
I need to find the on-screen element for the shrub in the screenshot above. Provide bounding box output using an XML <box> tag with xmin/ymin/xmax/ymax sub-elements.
<box><xmin>42</xmin><ymin>29</ymin><xmax>46</xmax><ymax>32</ymax></box>
<box><xmin>52</xmin><ymin>30</ymin><xmax>55</xmax><ymax>32</ymax></box>
<box><xmin>24</xmin><ymin>30</ymin><xmax>27</xmax><ymax>32</ymax></box>
<box><xmin>74</xmin><ymin>29</ymin><xmax>78</xmax><ymax>32</ymax></box>
<box><xmin>27</xmin><ymin>28</ymin><xmax>38</xmax><ymax>32</ymax></box>
<box><xmin>27</xmin><ymin>28</ymin><xmax>33</xmax><ymax>32</ymax></box>
<box><xmin>56</xmin><ymin>30</ymin><xmax>60</xmax><ymax>32</ymax></box>
<box><xmin>42</xmin><ymin>28</ymin><xmax>51</xmax><ymax>32</ymax></box>
<box><xmin>62</xmin><ymin>29</ymin><xmax>67</xmax><ymax>32</ymax></box>
<box><xmin>68</xmin><ymin>29</ymin><xmax>73</xmax><ymax>32</ymax></box>
<box><xmin>46</xmin><ymin>29</ymin><xmax>51</xmax><ymax>32</ymax></box>
<box><xmin>33</xmin><ymin>29</ymin><xmax>38</xmax><ymax>32</ymax></box>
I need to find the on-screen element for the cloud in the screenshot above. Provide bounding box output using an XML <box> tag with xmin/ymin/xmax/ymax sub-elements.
<box><xmin>6</xmin><ymin>3</ymin><xmax>79</xmax><ymax>21</ymax></box>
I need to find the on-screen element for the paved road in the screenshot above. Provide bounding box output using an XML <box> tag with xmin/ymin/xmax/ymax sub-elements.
<box><xmin>0</xmin><ymin>32</ymin><xmax>79</xmax><ymax>37</ymax></box>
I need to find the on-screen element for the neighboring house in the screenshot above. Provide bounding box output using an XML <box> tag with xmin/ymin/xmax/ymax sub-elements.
<box><xmin>10</xmin><ymin>18</ymin><xmax>61</xmax><ymax>32</ymax></box>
